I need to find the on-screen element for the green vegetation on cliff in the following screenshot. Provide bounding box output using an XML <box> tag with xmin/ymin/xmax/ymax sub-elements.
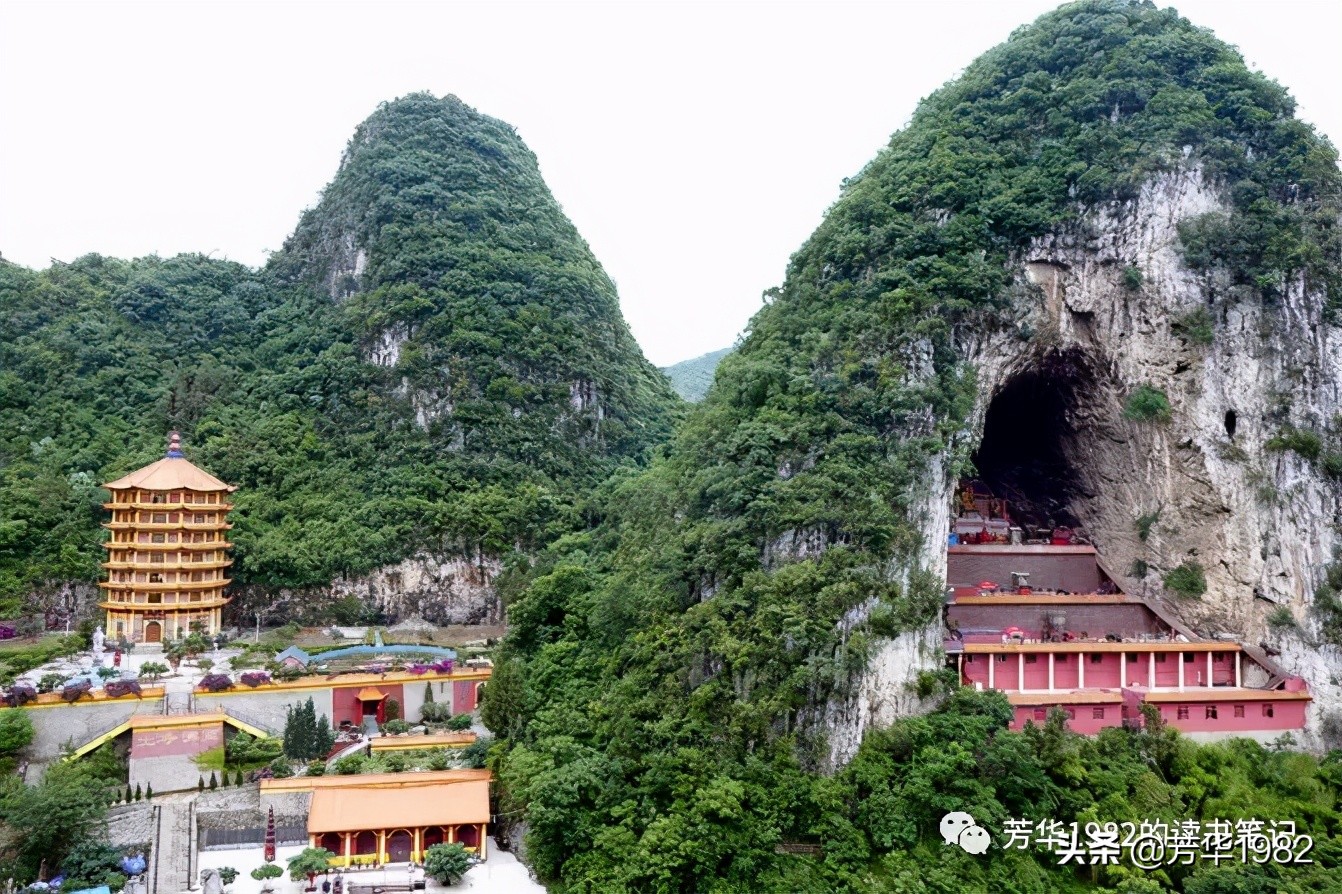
<box><xmin>0</xmin><ymin>94</ymin><xmax>679</xmax><ymax>615</ymax></box>
<box><xmin>484</xmin><ymin>1</ymin><xmax>1342</xmax><ymax>890</ymax></box>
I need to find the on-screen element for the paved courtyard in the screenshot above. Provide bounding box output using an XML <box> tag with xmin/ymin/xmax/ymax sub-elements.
<box><xmin>195</xmin><ymin>839</ymin><xmax>545</xmax><ymax>894</ymax></box>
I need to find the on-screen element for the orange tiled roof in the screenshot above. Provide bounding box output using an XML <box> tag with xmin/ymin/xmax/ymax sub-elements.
<box><xmin>104</xmin><ymin>457</ymin><xmax>234</xmax><ymax>492</ymax></box>
<box><xmin>307</xmin><ymin>779</ymin><xmax>490</xmax><ymax>833</ymax></box>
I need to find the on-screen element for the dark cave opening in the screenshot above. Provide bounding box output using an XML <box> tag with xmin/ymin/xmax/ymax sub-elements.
<box><xmin>970</xmin><ymin>354</ymin><xmax>1091</xmax><ymax>534</ymax></box>
<box><xmin>1225</xmin><ymin>410</ymin><xmax>1237</xmax><ymax>439</ymax></box>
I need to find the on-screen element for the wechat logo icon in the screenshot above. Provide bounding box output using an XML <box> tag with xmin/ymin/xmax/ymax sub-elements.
<box><xmin>941</xmin><ymin>811</ymin><xmax>991</xmax><ymax>855</ymax></box>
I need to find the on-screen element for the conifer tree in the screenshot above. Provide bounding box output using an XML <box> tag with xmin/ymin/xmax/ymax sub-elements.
<box><xmin>134</xmin><ymin>783</ymin><xmax>142</xmax><ymax>801</ymax></box>
<box><xmin>198</xmin><ymin>776</ymin><xmax>205</xmax><ymax>792</ymax></box>
<box><xmin>145</xmin><ymin>783</ymin><xmax>153</xmax><ymax>800</ymax></box>
<box><xmin>209</xmin><ymin>771</ymin><xmax>218</xmax><ymax>790</ymax></box>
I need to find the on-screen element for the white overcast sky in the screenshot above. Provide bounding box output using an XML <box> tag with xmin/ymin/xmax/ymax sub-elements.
<box><xmin>2</xmin><ymin>1</ymin><xmax>1339</xmax><ymax>366</ymax></box>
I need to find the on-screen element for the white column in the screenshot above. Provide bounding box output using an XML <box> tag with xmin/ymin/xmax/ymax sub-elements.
<box><xmin>1120</xmin><ymin>652</ymin><xmax>1127</xmax><ymax>688</ymax></box>
<box><xmin>1018</xmin><ymin>654</ymin><xmax>1025</xmax><ymax>692</ymax></box>
<box><xmin>1235</xmin><ymin>651</ymin><xmax>1242</xmax><ymax>688</ymax></box>
<box><xmin>988</xmin><ymin>654</ymin><xmax>996</xmax><ymax>689</ymax></box>
<box><xmin>1149</xmin><ymin>652</ymin><xmax>1156</xmax><ymax>688</ymax></box>
<box><xmin>1177</xmin><ymin>652</ymin><xmax>1185</xmax><ymax>691</ymax></box>
<box><xmin>1078</xmin><ymin>652</ymin><xmax>1086</xmax><ymax>688</ymax></box>
<box><xmin>1207</xmin><ymin>652</ymin><xmax>1214</xmax><ymax>688</ymax></box>
<box><xmin>1048</xmin><ymin>653</ymin><xmax>1056</xmax><ymax>691</ymax></box>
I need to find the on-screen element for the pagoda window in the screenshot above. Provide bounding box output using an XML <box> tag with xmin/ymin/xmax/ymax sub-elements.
<box><xmin>1233</xmin><ymin>705</ymin><xmax>1245</xmax><ymax>718</ymax></box>
<box><xmin>170</xmin><ymin>492</ymin><xmax>181</xmax><ymax>502</ymax></box>
<box><xmin>151</xmin><ymin>554</ymin><xmax>164</xmax><ymax>563</ymax></box>
<box><xmin>1025</xmin><ymin>654</ymin><xmax>1038</xmax><ymax>664</ymax></box>
<box><xmin>194</xmin><ymin>514</ymin><xmax>206</xmax><ymax>524</ymax></box>
<box><xmin>1156</xmin><ymin>654</ymin><xmax>1167</xmax><ymax>663</ymax></box>
<box><xmin>1056</xmin><ymin>655</ymin><xmax>1068</xmax><ymax>663</ymax></box>
<box><xmin>153</xmin><ymin>513</ymin><xmax>167</xmax><ymax>524</ymax></box>
<box><xmin>148</xmin><ymin>593</ymin><xmax>162</xmax><ymax>604</ymax></box>
<box><xmin>168</xmin><ymin>535</ymin><xmax>178</xmax><ymax>543</ymax></box>
<box><xmin>149</xmin><ymin>574</ymin><xmax>164</xmax><ymax>584</ymax></box>
<box><xmin>1176</xmin><ymin>706</ymin><xmax>1190</xmax><ymax>720</ymax></box>
<box><xmin>1263</xmin><ymin>704</ymin><xmax>1274</xmax><ymax>718</ymax></box>
<box><xmin>151</xmin><ymin>494</ymin><xmax>165</xmax><ymax>504</ymax></box>
<box><xmin>1092</xmin><ymin>707</ymin><xmax>1105</xmax><ymax>719</ymax></box>
<box><xmin>1213</xmin><ymin>654</ymin><xmax>1225</xmax><ymax>663</ymax></box>
<box><xmin>1033</xmin><ymin>708</ymin><xmax>1046</xmax><ymax>721</ymax></box>
<box><xmin>1089</xmin><ymin>654</ymin><xmax>1103</xmax><ymax>663</ymax></box>
<box><xmin>1205</xmin><ymin>706</ymin><xmax>1218</xmax><ymax>719</ymax></box>
<box><xmin>1183</xmin><ymin>653</ymin><xmax>1196</xmax><ymax>663</ymax></box>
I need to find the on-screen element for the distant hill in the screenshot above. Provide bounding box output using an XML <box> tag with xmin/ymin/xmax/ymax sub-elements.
<box><xmin>661</xmin><ymin>347</ymin><xmax>730</xmax><ymax>401</ymax></box>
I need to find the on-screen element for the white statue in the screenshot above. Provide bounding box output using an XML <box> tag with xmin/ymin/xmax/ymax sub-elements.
<box><xmin>92</xmin><ymin>625</ymin><xmax>106</xmax><ymax>653</ymax></box>
<box><xmin>199</xmin><ymin>867</ymin><xmax>224</xmax><ymax>894</ymax></box>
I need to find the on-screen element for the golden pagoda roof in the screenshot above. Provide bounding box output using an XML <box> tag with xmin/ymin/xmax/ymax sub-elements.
<box><xmin>103</xmin><ymin>432</ymin><xmax>235</xmax><ymax>493</ymax></box>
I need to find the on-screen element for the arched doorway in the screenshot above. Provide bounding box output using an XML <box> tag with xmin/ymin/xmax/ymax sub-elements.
<box><xmin>144</xmin><ymin>621</ymin><xmax>162</xmax><ymax>643</ymax></box>
<box><xmin>457</xmin><ymin>824</ymin><xmax>479</xmax><ymax>848</ymax></box>
<box><xmin>318</xmin><ymin>832</ymin><xmax>342</xmax><ymax>854</ymax></box>
<box><xmin>353</xmin><ymin>830</ymin><xmax>377</xmax><ymax>857</ymax></box>
<box><xmin>387</xmin><ymin>829</ymin><xmax>413</xmax><ymax>862</ymax></box>
<box><xmin>422</xmin><ymin>827</ymin><xmax>444</xmax><ymax>849</ymax></box>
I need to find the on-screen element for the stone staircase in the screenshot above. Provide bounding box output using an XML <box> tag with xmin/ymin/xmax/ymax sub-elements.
<box><xmin>149</xmin><ymin>799</ymin><xmax>195</xmax><ymax>894</ymax></box>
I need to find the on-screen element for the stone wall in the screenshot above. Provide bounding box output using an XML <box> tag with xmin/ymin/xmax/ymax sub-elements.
<box><xmin>194</xmin><ymin>687</ymin><xmax>335</xmax><ymax>735</ymax></box>
<box><xmin>106</xmin><ymin>801</ymin><xmax>157</xmax><ymax>850</ymax></box>
<box><xmin>22</xmin><ymin>697</ymin><xmax>164</xmax><ymax>779</ymax></box>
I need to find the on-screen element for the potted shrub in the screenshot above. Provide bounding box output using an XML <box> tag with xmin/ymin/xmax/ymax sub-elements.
<box><xmin>240</xmin><ymin>671</ymin><xmax>272</xmax><ymax>688</ymax></box>
<box><xmin>250</xmin><ymin>862</ymin><xmax>283</xmax><ymax>893</ymax></box>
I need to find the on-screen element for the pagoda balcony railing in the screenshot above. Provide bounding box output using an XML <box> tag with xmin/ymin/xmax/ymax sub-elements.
<box><xmin>100</xmin><ymin>595</ymin><xmax>231</xmax><ymax>609</ymax></box>
<box><xmin>103</xmin><ymin>540</ymin><xmax>233</xmax><ymax>551</ymax></box>
<box><xmin>103</xmin><ymin>521</ymin><xmax>233</xmax><ymax>532</ymax></box>
<box><xmin>103</xmin><ymin>501</ymin><xmax>234</xmax><ymax>512</ymax></box>
<box><xmin>100</xmin><ymin>578</ymin><xmax>232</xmax><ymax>592</ymax></box>
<box><xmin>101</xmin><ymin>559</ymin><xmax>233</xmax><ymax>572</ymax></box>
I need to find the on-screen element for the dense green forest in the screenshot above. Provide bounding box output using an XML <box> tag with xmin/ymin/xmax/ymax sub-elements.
<box><xmin>662</xmin><ymin>347</ymin><xmax>731</xmax><ymax>402</ymax></box>
<box><xmin>0</xmin><ymin>94</ymin><xmax>680</xmax><ymax>617</ymax></box>
<box><xmin>483</xmin><ymin>1</ymin><xmax>1342</xmax><ymax>891</ymax></box>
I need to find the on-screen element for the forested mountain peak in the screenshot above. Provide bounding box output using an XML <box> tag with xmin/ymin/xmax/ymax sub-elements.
<box><xmin>490</xmin><ymin>2</ymin><xmax>1342</xmax><ymax>890</ymax></box>
<box><xmin>0</xmin><ymin>93</ymin><xmax>679</xmax><ymax>614</ymax></box>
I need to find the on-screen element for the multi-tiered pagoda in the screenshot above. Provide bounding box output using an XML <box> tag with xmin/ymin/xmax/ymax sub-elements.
<box><xmin>99</xmin><ymin>432</ymin><xmax>236</xmax><ymax>643</ymax></box>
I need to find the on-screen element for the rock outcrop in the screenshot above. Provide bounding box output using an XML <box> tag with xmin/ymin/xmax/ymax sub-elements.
<box><xmin>825</xmin><ymin>165</ymin><xmax>1342</xmax><ymax>755</ymax></box>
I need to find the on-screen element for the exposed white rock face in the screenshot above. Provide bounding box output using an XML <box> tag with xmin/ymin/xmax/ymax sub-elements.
<box><xmin>952</xmin><ymin>166</ymin><xmax>1342</xmax><ymax>747</ymax></box>
<box><xmin>825</xmin><ymin>622</ymin><xmax>944</xmax><ymax>767</ymax></box>
<box><xmin>823</xmin><ymin>453</ymin><xmax>952</xmax><ymax>767</ymax></box>
<box><xmin>232</xmin><ymin>552</ymin><xmax>502</xmax><ymax>627</ymax></box>
<box><xmin>329</xmin><ymin>553</ymin><xmax>503</xmax><ymax>625</ymax></box>
<box><xmin>569</xmin><ymin>380</ymin><xmax>604</xmax><ymax>418</ymax></box>
<box><xmin>825</xmin><ymin>166</ymin><xmax>1342</xmax><ymax>763</ymax></box>
<box><xmin>370</xmin><ymin>325</ymin><xmax>409</xmax><ymax>367</ymax></box>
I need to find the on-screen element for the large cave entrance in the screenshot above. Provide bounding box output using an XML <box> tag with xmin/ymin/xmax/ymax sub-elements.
<box><xmin>968</xmin><ymin>352</ymin><xmax>1095</xmax><ymax>537</ymax></box>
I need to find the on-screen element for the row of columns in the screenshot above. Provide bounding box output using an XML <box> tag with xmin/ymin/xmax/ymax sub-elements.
<box><xmin>971</xmin><ymin>650</ymin><xmax>1243</xmax><ymax>692</ymax></box>
<box><xmin>321</xmin><ymin>825</ymin><xmax>490</xmax><ymax>865</ymax></box>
